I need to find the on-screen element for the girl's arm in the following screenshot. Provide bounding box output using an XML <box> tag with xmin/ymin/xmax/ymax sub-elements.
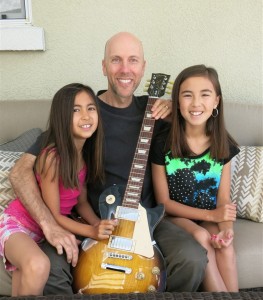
<box><xmin>75</xmin><ymin>185</ymin><xmax>101</xmax><ymax>226</ymax></box>
<box><xmin>216</xmin><ymin>161</ymin><xmax>235</xmax><ymax>236</ymax></box>
<box><xmin>39</xmin><ymin>153</ymin><xmax>116</xmax><ymax>240</ymax></box>
<box><xmin>152</xmin><ymin>162</ymin><xmax>236</xmax><ymax>223</ymax></box>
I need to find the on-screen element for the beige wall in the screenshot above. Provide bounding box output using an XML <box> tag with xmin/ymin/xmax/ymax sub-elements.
<box><xmin>0</xmin><ymin>0</ymin><xmax>262</xmax><ymax>104</ymax></box>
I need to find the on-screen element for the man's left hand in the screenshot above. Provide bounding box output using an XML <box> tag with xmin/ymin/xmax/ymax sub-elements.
<box><xmin>151</xmin><ymin>99</ymin><xmax>172</xmax><ymax>120</ymax></box>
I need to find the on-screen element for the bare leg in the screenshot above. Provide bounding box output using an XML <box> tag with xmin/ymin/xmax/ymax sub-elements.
<box><xmin>168</xmin><ymin>217</ymin><xmax>227</xmax><ymax>291</ymax></box>
<box><xmin>5</xmin><ymin>233</ymin><xmax>50</xmax><ymax>296</ymax></box>
<box><xmin>202</xmin><ymin>222</ymin><xmax>238</xmax><ymax>291</ymax></box>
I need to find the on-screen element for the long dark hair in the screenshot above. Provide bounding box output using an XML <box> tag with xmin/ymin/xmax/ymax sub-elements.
<box><xmin>37</xmin><ymin>83</ymin><xmax>104</xmax><ymax>188</ymax></box>
<box><xmin>167</xmin><ymin>64</ymin><xmax>237</xmax><ymax>159</ymax></box>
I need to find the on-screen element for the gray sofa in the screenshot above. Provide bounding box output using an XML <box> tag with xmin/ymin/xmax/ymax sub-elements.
<box><xmin>0</xmin><ymin>99</ymin><xmax>262</xmax><ymax>295</ymax></box>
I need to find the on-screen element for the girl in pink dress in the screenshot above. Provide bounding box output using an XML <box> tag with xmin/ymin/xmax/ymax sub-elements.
<box><xmin>0</xmin><ymin>83</ymin><xmax>117</xmax><ymax>296</ymax></box>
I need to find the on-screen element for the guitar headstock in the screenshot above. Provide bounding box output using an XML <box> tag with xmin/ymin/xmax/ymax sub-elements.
<box><xmin>145</xmin><ymin>73</ymin><xmax>173</xmax><ymax>98</ymax></box>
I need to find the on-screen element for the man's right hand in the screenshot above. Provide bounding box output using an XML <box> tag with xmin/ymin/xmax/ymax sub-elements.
<box><xmin>10</xmin><ymin>153</ymin><xmax>80</xmax><ymax>267</ymax></box>
<box><xmin>43</xmin><ymin>223</ymin><xmax>79</xmax><ymax>267</ymax></box>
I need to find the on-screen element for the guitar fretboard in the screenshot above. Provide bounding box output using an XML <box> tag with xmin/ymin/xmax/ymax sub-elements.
<box><xmin>122</xmin><ymin>97</ymin><xmax>156</xmax><ymax>208</ymax></box>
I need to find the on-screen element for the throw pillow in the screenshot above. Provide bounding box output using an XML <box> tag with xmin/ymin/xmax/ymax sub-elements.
<box><xmin>0</xmin><ymin>151</ymin><xmax>23</xmax><ymax>217</ymax></box>
<box><xmin>0</xmin><ymin>128</ymin><xmax>42</xmax><ymax>152</ymax></box>
<box><xmin>231</xmin><ymin>146</ymin><xmax>263</xmax><ymax>222</ymax></box>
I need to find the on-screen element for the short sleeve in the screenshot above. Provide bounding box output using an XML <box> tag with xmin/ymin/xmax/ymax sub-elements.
<box><xmin>224</xmin><ymin>143</ymin><xmax>240</xmax><ymax>164</ymax></box>
<box><xmin>26</xmin><ymin>132</ymin><xmax>44</xmax><ymax>156</ymax></box>
<box><xmin>150</xmin><ymin>133</ymin><xmax>168</xmax><ymax>166</ymax></box>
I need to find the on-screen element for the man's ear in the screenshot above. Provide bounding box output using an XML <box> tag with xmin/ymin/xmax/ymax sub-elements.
<box><xmin>102</xmin><ymin>59</ymin><xmax>107</xmax><ymax>76</ymax></box>
<box><xmin>142</xmin><ymin>60</ymin><xmax>146</xmax><ymax>77</ymax></box>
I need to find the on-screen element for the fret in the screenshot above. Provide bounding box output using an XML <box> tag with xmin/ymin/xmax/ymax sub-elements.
<box><xmin>134</xmin><ymin>164</ymin><xmax>144</xmax><ymax>169</ymax></box>
<box><xmin>127</xmin><ymin>192</ymin><xmax>139</xmax><ymax>197</ymax></box>
<box><xmin>125</xmin><ymin>198</ymin><xmax>138</xmax><ymax>203</ymax></box>
<box><xmin>137</xmin><ymin>149</ymin><xmax>147</xmax><ymax>154</ymax></box>
<box><xmin>131</xmin><ymin>170</ymin><xmax>146</xmax><ymax>175</ymax></box>
<box><xmin>142</xmin><ymin>126</ymin><xmax>152</xmax><ymax>132</ymax></box>
<box><xmin>146</xmin><ymin>113</ymin><xmax>152</xmax><ymax>118</ymax></box>
<box><xmin>128</xmin><ymin>185</ymin><xmax>140</xmax><ymax>190</ymax></box>
<box><xmin>130</xmin><ymin>177</ymin><xmax>143</xmax><ymax>182</ymax></box>
<box><xmin>139</xmin><ymin>138</ymin><xmax>150</xmax><ymax>144</ymax></box>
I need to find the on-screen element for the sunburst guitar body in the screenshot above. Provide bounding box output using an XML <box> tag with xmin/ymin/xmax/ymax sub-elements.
<box><xmin>73</xmin><ymin>73</ymin><xmax>172</xmax><ymax>294</ymax></box>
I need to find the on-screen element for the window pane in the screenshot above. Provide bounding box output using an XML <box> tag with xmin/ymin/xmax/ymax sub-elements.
<box><xmin>0</xmin><ymin>0</ymin><xmax>26</xmax><ymax>20</ymax></box>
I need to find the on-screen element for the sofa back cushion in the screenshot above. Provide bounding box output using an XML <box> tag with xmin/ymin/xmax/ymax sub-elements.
<box><xmin>231</xmin><ymin>146</ymin><xmax>263</xmax><ymax>222</ymax></box>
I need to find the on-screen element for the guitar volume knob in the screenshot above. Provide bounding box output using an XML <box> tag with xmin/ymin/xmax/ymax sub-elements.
<box><xmin>136</xmin><ymin>272</ymin><xmax>145</xmax><ymax>280</ymax></box>
<box><xmin>148</xmin><ymin>285</ymin><xmax>156</xmax><ymax>292</ymax></box>
<box><xmin>152</xmin><ymin>266</ymin><xmax>160</xmax><ymax>275</ymax></box>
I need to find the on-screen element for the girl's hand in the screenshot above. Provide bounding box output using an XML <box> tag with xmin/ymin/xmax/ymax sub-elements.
<box><xmin>210</xmin><ymin>229</ymin><xmax>234</xmax><ymax>249</ymax></box>
<box><xmin>151</xmin><ymin>99</ymin><xmax>172</xmax><ymax>120</ymax></box>
<box><xmin>93</xmin><ymin>219</ymin><xmax>118</xmax><ymax>240</ymax></box>
<box><xmin>211</xmin><ymin>203</ymin><xmax>237</xmax><ymax>222</ymax></box>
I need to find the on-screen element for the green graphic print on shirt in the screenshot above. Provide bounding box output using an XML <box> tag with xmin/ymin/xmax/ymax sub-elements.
<box><xmin>165</xmin><ymin>150</ymin><xmax>224</xmax><ymax>210</ymax></box>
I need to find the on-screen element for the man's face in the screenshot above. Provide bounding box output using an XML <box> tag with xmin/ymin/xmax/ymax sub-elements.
<box><xmin>102</xmin><ymin>34</ymin><xmax>146</xmax><ymax>101</ymax></box>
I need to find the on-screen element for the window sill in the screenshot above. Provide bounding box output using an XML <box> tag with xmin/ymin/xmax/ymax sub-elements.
<box><xmin>0</xmin><ymin>25</ymin><xmax>45</xmax><ymax>51</ymax></box>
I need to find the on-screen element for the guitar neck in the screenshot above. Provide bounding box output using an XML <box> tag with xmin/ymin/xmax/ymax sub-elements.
<box><xmin>122</xmin><ymin>97</ymin><xmax>156</xmax><ymax>208</ymax></box>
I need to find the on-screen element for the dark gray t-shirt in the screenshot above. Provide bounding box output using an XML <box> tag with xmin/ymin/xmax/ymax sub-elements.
<box><xmin>27</xmin><ymin>92</ymin><xmax>169</xmax><ymax>216</ymax></box>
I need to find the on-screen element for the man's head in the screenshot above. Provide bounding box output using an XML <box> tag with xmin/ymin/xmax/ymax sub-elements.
<box><xmin>102</xmin><ymin>32</ymin><xmax>146</xmax><ymax>103</ymax></box>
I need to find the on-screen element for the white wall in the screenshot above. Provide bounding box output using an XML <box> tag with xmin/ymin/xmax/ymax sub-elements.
<box><xmin>0</xmin><ymin>0</ymin><xmax>262</xmax><ymax>104</ymax></box>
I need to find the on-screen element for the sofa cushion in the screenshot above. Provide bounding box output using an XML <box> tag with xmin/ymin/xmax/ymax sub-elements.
<box><xmin>0</xmin><ymin>151</ymin><xmax>23</xmax><ymax>217</ymax></box>
<box><xmin>234</xmin><ymin>218</ymin><xmax>263</xmax><ymax>289</ymax></box>
<box><xmin>0</xmin><ymin>128</ymin><xmax>42</xmax><ymax>152</ymax></box>
<box><xmin>231</xmin><ymin>146</ymin><xmax>263</xmax><ymax>222</ymax></box>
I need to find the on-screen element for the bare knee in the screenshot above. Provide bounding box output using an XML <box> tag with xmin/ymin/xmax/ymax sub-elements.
<box><xmin>22</xmin><ymin>253</ymin><xmax>50</xmax><ymax>283</ymax></box>
<box><xmin>217</xmin><ymin>244</ymin><xmax>236</xmax><ymax>259</ymax></box>
<box><xmin>192</xmin><ymin>227</ymin><xmax>211</xmax><ymax>248</ymax></box>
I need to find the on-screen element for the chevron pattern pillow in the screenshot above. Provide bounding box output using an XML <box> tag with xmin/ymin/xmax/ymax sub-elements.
<box><xmin>231</xmin><ymin>146</ymin><xmax>263</xmax><ymax>222</ymax></box>
<box><xmin>0</xmin><ymin>151</ymin><xmax>23</xmax><ymax>217</ymax></box>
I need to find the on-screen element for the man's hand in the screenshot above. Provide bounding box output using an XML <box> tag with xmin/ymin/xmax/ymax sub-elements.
<box><xmin>43</xmin><ymin>223</ymin><xmax>79</xmax><ymax>267</ymax></box>
<box><xmin>151</xmin><ymin>99</ymin><xmax>172</xmax><ymax>120</ymax></box>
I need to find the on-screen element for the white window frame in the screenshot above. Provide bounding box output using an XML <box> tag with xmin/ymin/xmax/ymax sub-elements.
<box><xmin>0</xmin><ymin>0</ymin><xmax>45</xmax><ymax>51</ymax></box>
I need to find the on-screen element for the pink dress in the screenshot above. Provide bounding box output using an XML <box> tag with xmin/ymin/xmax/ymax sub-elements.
<box><xmin>0</xmin><ymin>165</ymin><xmax>87</xmax><ymax>270</ymax></box>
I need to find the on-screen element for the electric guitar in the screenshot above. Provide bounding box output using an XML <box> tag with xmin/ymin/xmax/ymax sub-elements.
<box><xmin>73</xmin><ymin>73</ymin><xmax>171</xmax><ymax>294</ymax></box>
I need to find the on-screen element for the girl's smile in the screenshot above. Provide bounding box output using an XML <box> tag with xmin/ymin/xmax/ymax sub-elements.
<box><xmin>179</xmin><ymin>76</ymin><xmax>219</xmax><ymax>128</ymax></box>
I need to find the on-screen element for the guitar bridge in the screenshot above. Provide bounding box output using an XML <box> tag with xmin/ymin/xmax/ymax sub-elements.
<box><xmin>101</xmin><ymin>263</ymin><xmax>132</xmax><ymax>274</ymax></box>
<box><xmin>107</xmin><ymin>252</ymin><xmax>133</xmax><ymax>260</ymax></box>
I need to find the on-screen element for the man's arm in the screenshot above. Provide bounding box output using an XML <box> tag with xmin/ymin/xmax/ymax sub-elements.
<box><xmin>9</xmin><ymin>153</ymin><xmax>79</xmax><ymax>266</ymax></box>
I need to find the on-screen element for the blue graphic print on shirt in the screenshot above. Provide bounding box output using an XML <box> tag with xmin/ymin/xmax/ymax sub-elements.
<box><xmin>165</xmin><ymin>149</ymin><xmax>224</xmax><ymax>210</ymax></box>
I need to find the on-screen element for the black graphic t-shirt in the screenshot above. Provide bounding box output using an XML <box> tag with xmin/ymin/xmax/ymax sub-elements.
<box><xmin>151</xmin><ymin>139</ymin><xmax>239</xmax><ymax>210</ymax></box>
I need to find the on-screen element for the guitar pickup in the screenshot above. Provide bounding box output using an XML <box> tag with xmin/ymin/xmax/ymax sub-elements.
<box><xmin>116</xmin><ymin>206</ymin><xmax>139</xmax><ymax>221</ymax></box>
<box><xmin>109</xmin><ymin>236</ymin><xmax>135</xmax><ymax>251</ymax></box>
<box><xmin>101</xmin><ymin>263</ymin><xmax>132</xmax><ymax>274</ymax></box>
